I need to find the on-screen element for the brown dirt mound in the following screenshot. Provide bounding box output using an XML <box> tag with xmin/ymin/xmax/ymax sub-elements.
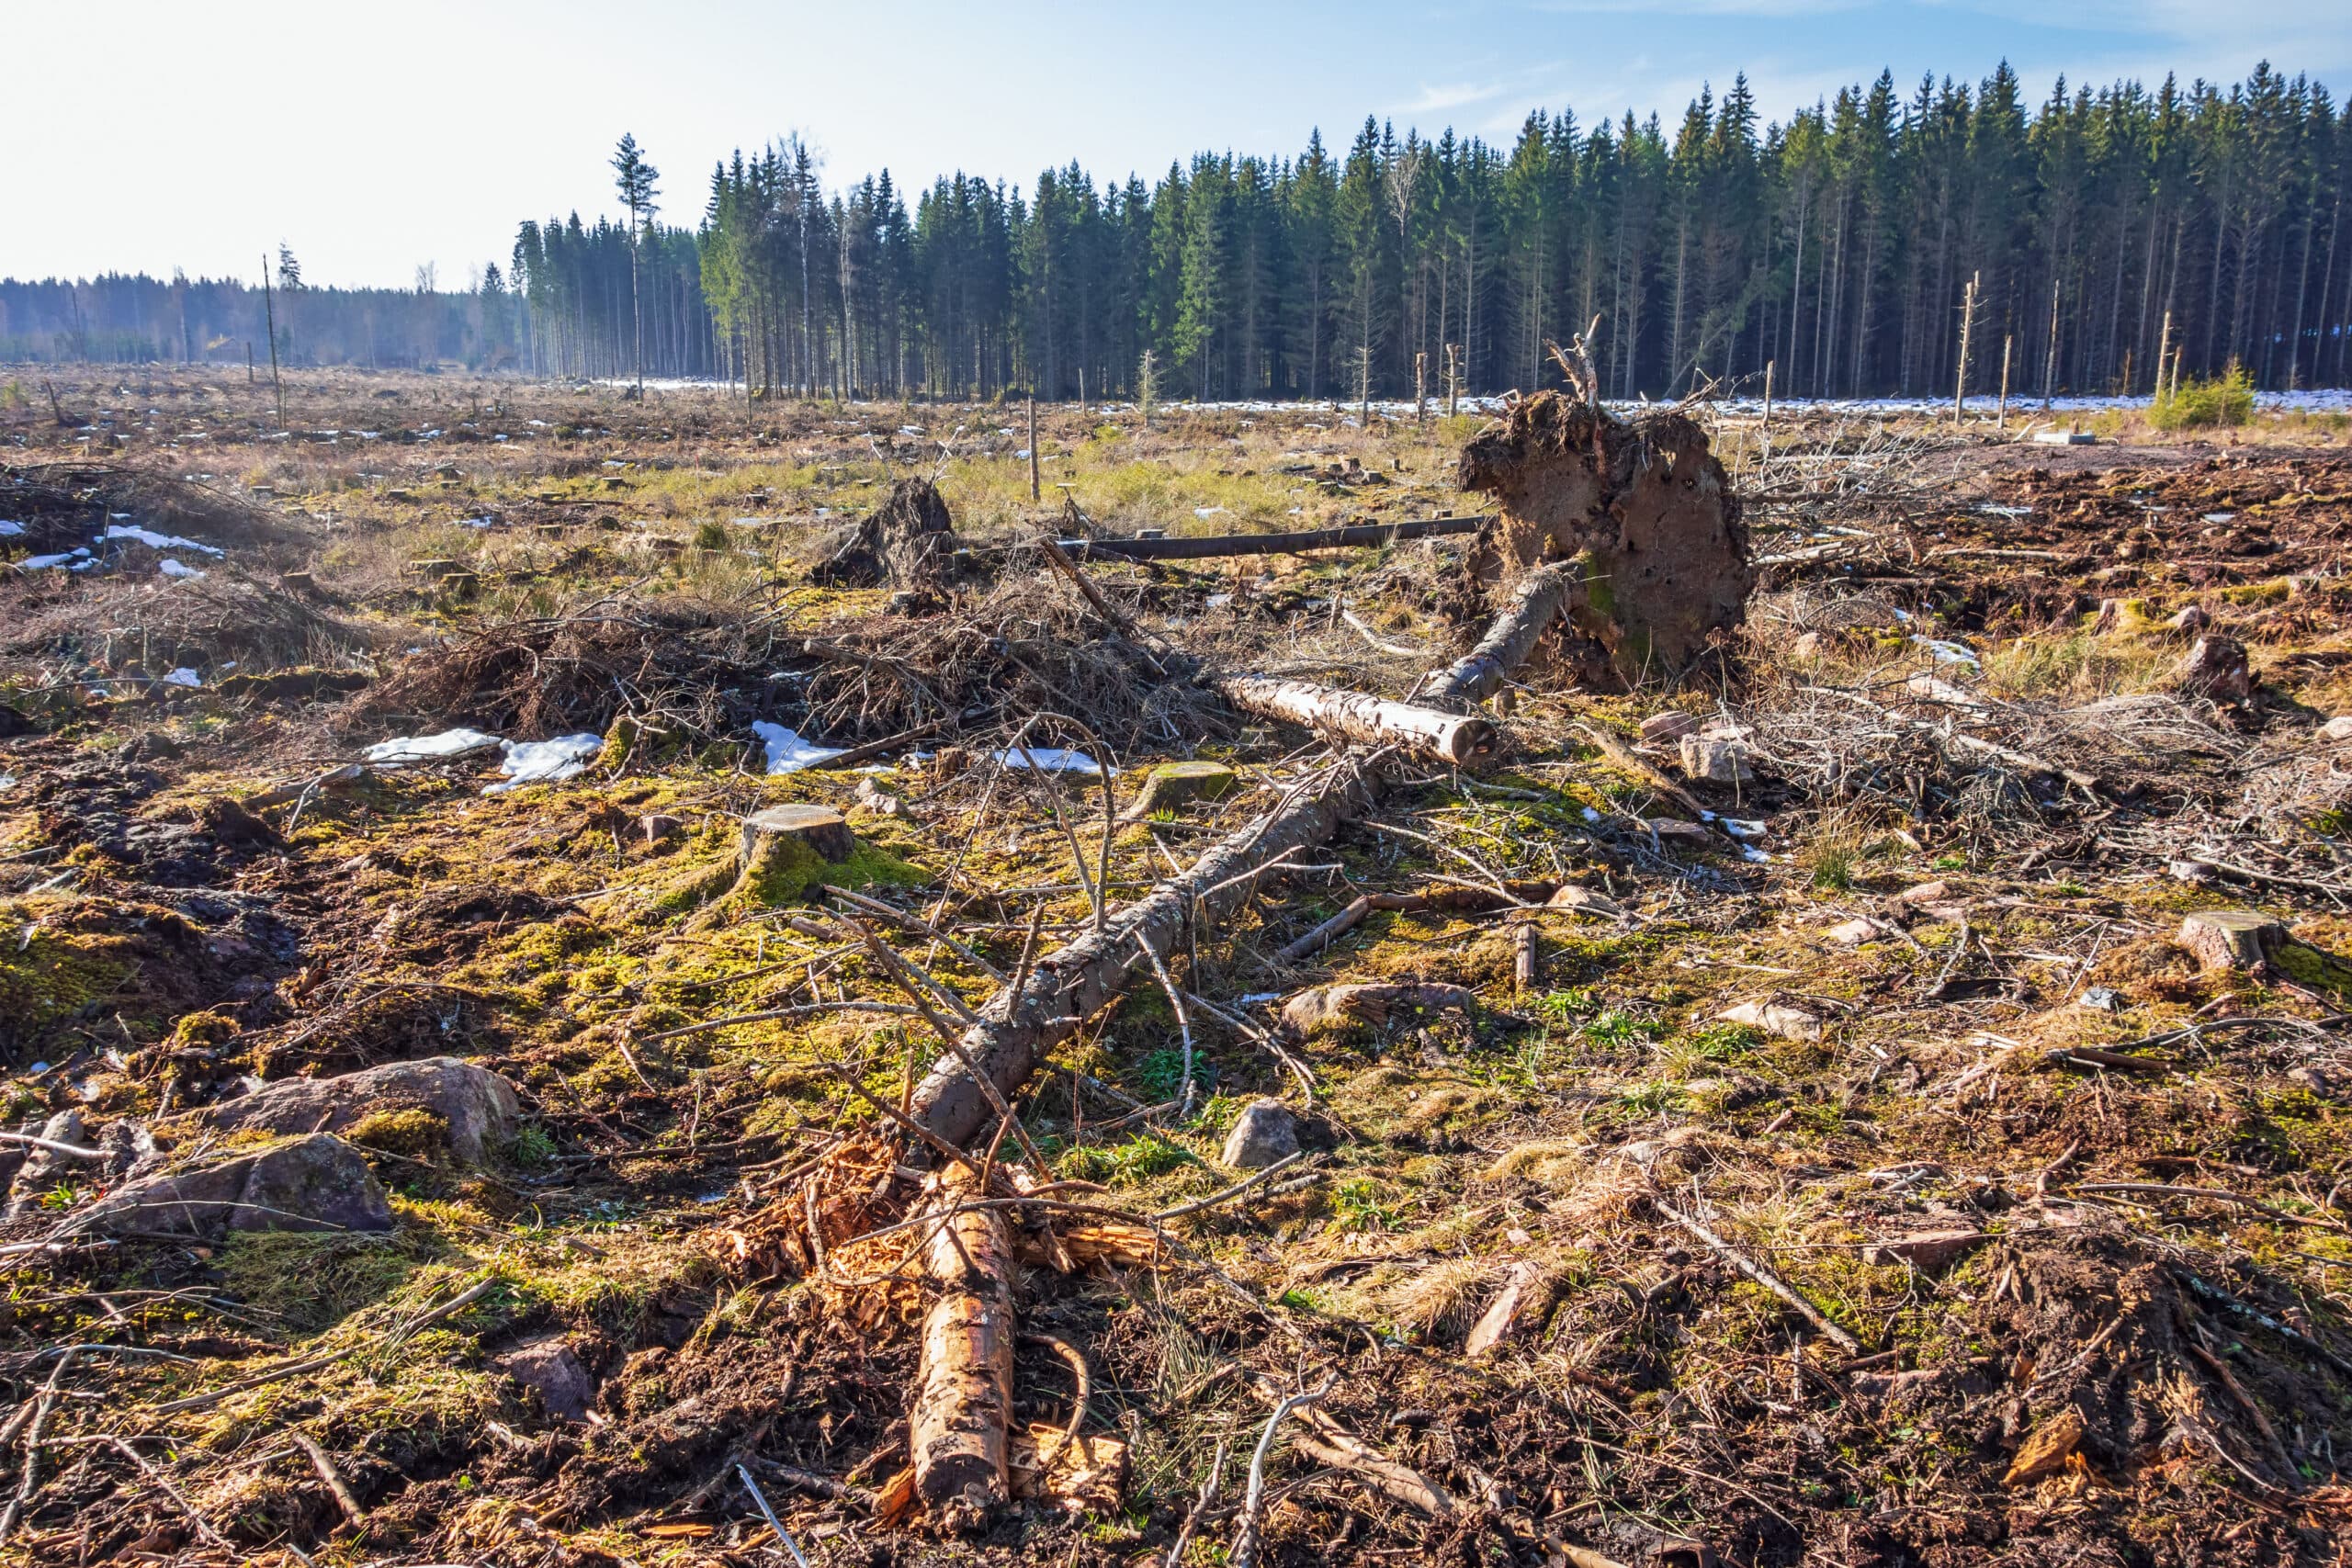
<box><xmin>1457</xmin><ymin>391</ymin><xmax>1750</xmax><ymax>685</ymax></box>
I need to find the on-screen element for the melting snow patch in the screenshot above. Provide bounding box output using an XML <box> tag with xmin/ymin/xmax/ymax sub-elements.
<box><xmin>1913</xmin><ymin>637</ymin><xmax>1981</xmax><ymax>670</ymax></box>
<box><xmin>159</xmin><ymin>558</ymin><xmax>206</xmax><ymax>580</ymax></box>
<box><xmin>995</xmin><ymin>746</ymin><xmax>1108</xmax><ymax>774</ymax></box>
<box><xmin>753</xmin><ymin>721</ymin><xmax>846</xmax><ymax>773</ymax></box>
<box><xmin>1580</xmin><ymin>807</ymin><xmax>1601</xmax><ymax>823</ymax></box>
<box><xmin>163</xmin><ymin>668</ymin><xmax>202</xmax><ymax>688</ymax></box>
<box><xmin>1193</xmin><ymin>506</ymin><xmax>1228</xmax><ymax>519</ymax></box>
<box><xmin>22</xmin><ymin>549</ymin><xmax>92</xmax><ymax>570</ymax></box>
<box><xmin>103</xmin><ymin>525</ymin><xmax>223</xmax><ymax>557</ymax></box>
<box><xmin>1013</xmin><ymin>448</ymin><xmax>1032</xmax><ymax>459</ymax></box>
<box><xmin>456</xmin><ymin>516</ymin><xmax>497</xmax><ymax>529</ymax></box>
<box><xmin>0</xmin><ymin>521</ymin><xmax>23</xmax><ymax>536</ymax></box>
<box><xmin>485</xmin><ymin>734</ymin><xmax>603</xmax><ymax>795</ymax></box>
<box><xmin>362</xmin><ymin>728</ymin><xmax>503</xmax><ymax>766</ymax></box>
<box><xmin>1720</xmin><ymin>818</ymin><xmax>1768</xmax><ymax>840</ymax></box>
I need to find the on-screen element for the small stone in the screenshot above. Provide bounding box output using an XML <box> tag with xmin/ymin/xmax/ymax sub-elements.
<box><xmin>2318</xmin><ymin>716</ymin><xmax>2352</xmax><ymax>744</ymax></box>
<box><xmin>1220</xmin><ymin>1099</ymin><xmax>1298</xmax><ymax>1170</ymax></box>
<box><xmin>641</xmin><ymin>813</ymin><xmax>684</xmax><ymax>843</ymax></box>
<box><xmin>500</xmin><ymin>1336</ymin><xmax>595</xmax><ymax>1422</ymax></box>
<box><xmin>1894</xmin><ymin>880</ymin><xmax>1951</xmax><ymax>906</ymax></box>
<box><xmin>1678</xmin><ymin>735</ymin><xmax>1753</xmax><ymax>785</ymax></box>
<box><xmin>1281</xmin><ymin>983</ymin><xmax>1476</xmax><ymax>1036</ymax></box>
<box><xmin>2165</xmin><ymin>604</ymin><xmax>2211</xmax><ymax>635</ymax></box>
<box><xmin>2177</xmin><ymin>908</ymin><xmax>2287</xmax><ymax>972</ymax></box>
<box><xmin>1642</xmin><ymin>818</ymin><xmax>1713</xmax><ymax>845</ymax></box>
<box><xmin>1717</xmin><ymin>1000</ymin><xmax>1823</xmax><ymax>1042</ymax></box>
<box><xmin>1824</xmin><ymin>919</ymin><xmax>1879</xmax><ymax>945</ymax></box>
<box><xmin>1863</xmin><ymin>1229</ymin><xmax>1990</xmax><ymax>1272</ymax></box>
<box><xmin>2078</xmin><ymin>987</ymin><xmax>2122</xmax><ymax>1012</ymax></box>
<box><xmin>1790</xmin><ymin>630</ymin><xmax>1826</xmax><ymax>660</ymax></box>
<box><xmin>851</xmin><ymin>777</ymin><xmax>910</xmax><ymax>819</ymax></box>
<box><xmin>2287</xmin><ymin>1064</ymin><xmax>2341</xmax><ymax>1098</ymax></box>
<box><xmin>1639</xmin><ymin>710</ymin><xmax>1699</xmax><ymax>742</ymax></box>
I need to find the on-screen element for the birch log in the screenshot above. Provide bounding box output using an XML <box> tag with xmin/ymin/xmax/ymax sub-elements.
<box><xmin>1424</xmin><ymin>560</ymin><xmax>1581</xmax><ymax>705</ymax></box>
<box><xmin>911</xmin><ymin>1161</ymin><xmax>1017</xmax><ymax>1523</ymax></box>
<box><xmin>1216</xmin><ymin>674</ymin><xmax>1498</xmax><ymax>767</ymax></box>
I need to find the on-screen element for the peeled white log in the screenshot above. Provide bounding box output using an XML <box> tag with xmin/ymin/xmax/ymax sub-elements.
<box><xmin>1216</xmin><ymin>674</ymin><xmax>1498</xmax><ymax>768</ymax></box>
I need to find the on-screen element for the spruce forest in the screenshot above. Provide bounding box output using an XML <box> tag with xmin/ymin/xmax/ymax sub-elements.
<box><xmin>8</xmin><ymin>62</ymin><xmax>2352</xmax><ymax>400</ymax></box>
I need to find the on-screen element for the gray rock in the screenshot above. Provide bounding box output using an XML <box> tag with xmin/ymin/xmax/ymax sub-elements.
<box><xmin>1679</xmin><ymin>735</ymin><xmax>1754</xmax><ymax>785</ymax></box>
<box><xmin>1220</xmin><ymin>1099</ymin><xmax>1299</xmax><ymax>1170</ymax></box>
<box><xmin>500</xmin><ymin>1336</ymin><xmax>595</xmax><ymax>1422</ymax></box>
<box><xmin>74</xmin><ymin>1134</ymin><xmax>391</xmax><ymax>1240</ymax></box>
<box><xmin>167</xmin><ymin>1056</ymin><xmax>519</xmax><ymax>1166</ymax></box>
<box><xmin>1639</xmin><ymin>710</ymin><xmax>1699</xmax><ymax>742</ymax></box>
<box><xmin>6</xmin><ymin>1111</ymin><xmax>90</xmax><ymax>1218</ymax></box>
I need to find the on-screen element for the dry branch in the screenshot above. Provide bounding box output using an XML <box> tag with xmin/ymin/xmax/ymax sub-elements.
<box><xmin>910</xmin><ymin>1162</ymin><xmax>1018</xmax><ymax>1525</ymax></box>
<box><xmin>1424</xmin><ymin>560</ymin><xmax>1580</xmax><ymax>705</ymax></box>
<box><xmin>1049</xmin><ymin>514</ymin><xmax>1487</xmax><ymax>561</ymax></box>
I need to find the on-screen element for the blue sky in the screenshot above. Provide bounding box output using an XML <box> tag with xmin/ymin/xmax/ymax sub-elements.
<box><xmin>11</xmin><ymin>0</ymin><xmax>2346</xmax><ymax>290</ymax></box>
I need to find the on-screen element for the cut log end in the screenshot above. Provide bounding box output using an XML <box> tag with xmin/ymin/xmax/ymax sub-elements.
<box><xmin>2177</xmin><ymin>908</ymin><xmax>2287</xmax><ymax>972</ymax></box>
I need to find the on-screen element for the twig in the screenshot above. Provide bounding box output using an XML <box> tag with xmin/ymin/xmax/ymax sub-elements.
<box><xmin>1657</xmin><ymin>1203</ymin><xmax>1863</xmax><ymax>1353</ymax></box>
<box><xmin>738</xmin><ymin>1462</ymin><xmax>811</xmax><ymax>1568</ymax></box>
<box><xmin>826</xmin><ymin>884</ymin><xmax>1005</xmax><ymax>982</ymax></box>
<box><xmin>1232</xmin><ymin>1374</ymin><xmax>1337</xmax><ymax>1568</ymax></box>
<box><xmin>289</xmin><ymin>1431</ymin><xmax>368</xmax><ymax>1529</ymax></box>
<box><xmin>1133</xmin><ymin>933</ymin><xmax>1198</xmax><ymax>1117</ymax></box>
<box><xmin>0</xmin><ymin>1133</ymin><xmax>104</xmax><ymax>1160</ymax></box>
<box><xmin>0</xmin><ymin>1350</ymin><xmax>71</xmax><ymax>1540</ymax></box>
<box><xmin>1165</xmin><ymin>1441</ymin><xmax>1227</xmax><ymax>1568</ymax></box>
<box><xmin>100</xmin><ymin>1436</ymin><xmax>234</xmax><ymax>1551</ymax></box>
<box><xmin>1022</xmin><ymin>1332</ymin><xmax>1091</xmax><ymax>1470</ymax></box>
<box><xmin>1154</xmin><ymin>1151</ymin><xmax>1311</xmax><ymax>1219</ymax></box>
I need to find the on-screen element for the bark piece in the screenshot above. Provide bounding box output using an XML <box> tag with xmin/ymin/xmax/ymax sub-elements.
<box><xmin>163</xmin><ymin>1055</ymin><xmax>519</xmax><ymax>1166</ymax></box>
<box><xmin>1457</xmin><ymin>391</ymin><xmax>1750</xmax><ymax>686</ymax></box>
<box><xmin>2177</xmin><ymin>909</ymin><xmax>2287</xmax><ymax>972</ymax></box>
<box><xmin>911</xmin><ymin>1163</ymin><xmax>1016</xmax><ymax>1528</ymax></box>
<box><xmin>1862</xmin><ymin>1230</ymin><xmax>1989</xmax><ymax>1272</ymax></box>
<box><xmin>74</xmin><ymin>1134</ymin><xmax>391</xmax><ymax>1240</ymax></box>
<box><xmin>812</xmin><ymin>476</ymin><xmax>956</xmax><ymax>589</ymax></box>
<box><xmin>1216</xmin><ymin>674</ymin><xmax>1498</xmax><ymax>768</ymax></box>
<box><xmin>1009</xmin><ymin>1422</ymin><xmax>1127</xmax><ymax>1514</ymax></box>
<box><xmin>2003</xmin><ymin>1408</ymin><xmax>2087</xmax><ymax>1487</ymax></box>
<box><xmin>1118</xmin><ymin>760</ymin><xmax>1240</xmax><ymax>820</ymax></box>
<box><xmin>1220</xmin><ymin>1100</ymin><xmax>1300</xmax><ymax>1170</ymax></box>
<box><xmin>1464</xmin><ymin>1261</ymin><xmax>1545</xmax><ymax>1357</ymax></box>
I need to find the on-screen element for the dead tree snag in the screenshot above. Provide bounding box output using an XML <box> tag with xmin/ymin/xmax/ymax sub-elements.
<box><xmin>812</xmin><ymin>476</ymin><xmax>958</xmax><ymax>589</ymax></box>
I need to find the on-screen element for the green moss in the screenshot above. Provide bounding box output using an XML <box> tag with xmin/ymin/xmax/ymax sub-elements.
<box><xmin>348</xmin><ymin>1107</ymin><xmax>452</xmax><ymax>1160</ymax></box>
<box><xmin>0</xmin><ymin>926</ymin><xmax>131</xmax><ymax>1040</ymax></box>
<box><xmin>744</xmin><ymin>835</ymin><xmax>928</xmax><ymax>907</ymax></box>
<box><xmin>216</xmin><ymin>1231</ymin><xmax>436</xmax><ymax>1335</ymax></box>
<box><xmin>2273</xmin><ymin>939</ymin><xmax>2352</xmax><ymax>998</ymax></box>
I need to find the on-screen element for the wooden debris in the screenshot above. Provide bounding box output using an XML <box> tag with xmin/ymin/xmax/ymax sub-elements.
<box><xmin>2177</xmin><ymin>908</ymin><xmax>2287</xmax><ymax>971</ymax></box>
<box><xmin>1119</xmin><ymin>760</ymin><xmax>1239</xmax><ymax>820</ymax></box>
<box><xmin>1425</xmin><ymin>560</ymin><xmax>1581</xmax><ymax>705</ymax></box>
<box><xmin>2002</xmin><ymin>1408</ymin><xmax>2087</xmax><ymax>1486</ymax></box>
<box><xmin>910</xmin><ymin>1163</ymin><xmax>1017</xmax><ymax>1527</ymax></box>
<box><xmin>1216</xmin><ymin>673</ymin><xmax>1499</xmax><ymax>767</ymax></box>
<box><xmin>1048</xmin><ymin>513</ymin><xmax>1487</xmax><ymax>561</ymax></box>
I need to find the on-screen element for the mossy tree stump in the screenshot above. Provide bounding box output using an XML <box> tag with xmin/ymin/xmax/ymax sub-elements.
<box><xmin>1119</xmin><ymin>761</ymin><xmax>1238</xmax><ymax>820</ymax></box>
<box><xmin>740</xmin><ymin>805</ymin><xmax>860</xmax><ymax>901</ymax></box>
<box><xmin>2177</xmin><ymin>908</ymin><xmax>2286</xmax><ymax>971</ymax></box>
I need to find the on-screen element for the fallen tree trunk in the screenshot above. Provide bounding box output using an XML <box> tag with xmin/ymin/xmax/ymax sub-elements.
<box><xmin>1045</xmin><ymin>513</ymin><xmax>1487</xmax><ymax>561</ymax></box>
<box><xmin>910</xmin><ymin>1162</ymin><xmax>1017</xmax><ymax>1525</ymax></box>
<box><xmin>1424</xmin><ymin>560</ymin><xmax>1580</xmax><ymax>705</ymax></box>
<box><xmin>908</xmin><ymin>758</ymin><xmax>1374</xmax><ymax>1148</ymax></box>
<box><xmin>1215</xmin><ymin>674</ymin><xmax>1498</xmax><ymax>768</ymax></box>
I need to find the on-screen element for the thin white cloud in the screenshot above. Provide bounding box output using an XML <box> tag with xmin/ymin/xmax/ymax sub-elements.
<box><xmin>1398</xmin><ymin>81</ymin><xmax>1511</xmax><ymax>114</ymax></box>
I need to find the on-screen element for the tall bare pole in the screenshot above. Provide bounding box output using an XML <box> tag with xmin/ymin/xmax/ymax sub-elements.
<box><xmin>1952</xmin><ymin>272</ymin><xmax>1978</xmax><ymax>423</ymax></box>
<box><xmin>1996</xmin><ymin>335</ymin><xmax>2012</xmax><ymax>431</ymax></box>
<box><xmin>1027</xmin><ymin>391</ymin><xmax>1041</xmax><ymax>503</ymax></box>
<box><xmin>1414</xmin><ymin>351</ymin><xmax>1428</xmax><ymax>425</ymax></box>
<box><xmin>1761</xmin><ymin>358</ymin><xmax>1774</xmax><ymax>434</ymax></box>
<box><xmin>260</xmin><ymin>254</ymin><xmax>285</xmax><ymax>433</ymax></box>
<box><xmin>2042</xmin><ymin>275</ymin><xmax>2061</xmax><ymax>412</ymax></box>
<box><xmin>2154</xmin><ymin>310</ymin><xmax>2172</xmax><ymax>405</ymax></box>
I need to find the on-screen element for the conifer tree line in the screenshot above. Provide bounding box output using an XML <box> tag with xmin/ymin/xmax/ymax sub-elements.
<box><xmin>7</xmin><ymin>62</ymin><xmax>2349</xmax><ymax>401</ymax></box>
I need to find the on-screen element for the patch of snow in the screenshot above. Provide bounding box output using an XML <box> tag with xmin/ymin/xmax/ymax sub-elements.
<box><xmin>1580</xmin><ymin>807</ymin><xmax>1601</xmax><ymax>822</ymax></box>
<box><xmin>163</xmin><ymin>668</ymin><xmax>202</xmax><ymax>687</ymax></box>
<box><xmin>995</xmin><ymin>746</ymin><xmax>1109</xmax><ymax>775</ymax></box>
<box><xmin>158</xmin><ymin>558</ymin><xmax>206</xmax><ymax>580</ymax></box>
<box><xmin>753</xmin><ymin>721</ymin><xmax>846</xmax><ymax>774</ymax></box>
<box><xmin>0</xmin><ymin>521</ymin><xmax>23</xmax><ymax>536</ymax></box>
<box><xmin>1913</xmin><ymin>637</ymin><xmax>1981</xmax><ymax>671</ymax></box>
<box><xmin>21</xmin><ymin>550</ymin><xmax>89</xmax><ymax>570</ymax></box>
<box><xmin>103</xmin><ymin>525</ymin><xmax>223</xmax><ymax>557</ymax></box>
<box><xmin>484</xmin><ymin>734</ymin><xmax>604</xmax><ymax>795</ymax></box>
<box><xmin>362</xmin><ymin>728</ymin><xmax>503</xmax><ymax>766</ymax></box>
<box><xmin>1719</xmin><ymin>818</ymin><xmax>1768</xmax><ymax>840</ymax></box>
<box><xmin>1193</xmin><ymin>506</ymin><xmax>1229</xmax><ymax>519</ymax></box>
<box><xmin>456</xmin><ymin>516</ymin><xmax>497</xmax><ymax>529</ymax></box>
<box><xmin>1013</xmin><ymin>448</ymin><xmax>1032</xmax><ymax>459</ymax></box>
